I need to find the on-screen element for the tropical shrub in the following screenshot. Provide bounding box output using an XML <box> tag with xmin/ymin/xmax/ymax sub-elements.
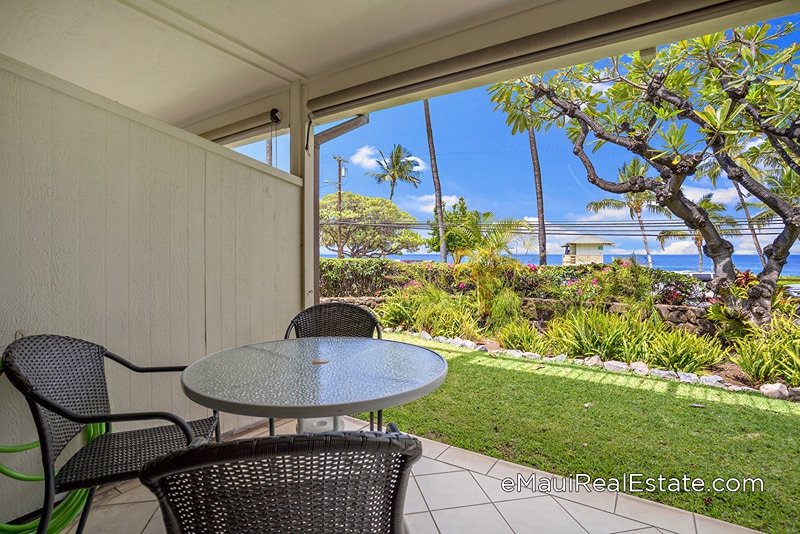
<box><xmin>649</xmin><ymin>329</ymin><xmax>726</xmax><ymax>373</ymax></box>
<box><xmin>546</xmin><ymin>308</ymin><xmax>657</xmax><ymax>363</ymax></box>
<box><xmin>378</xmin><ymin>285</ymin><xmax>481</xmax><ymax>340</ymax></box>
<box><xmin>734</xmin><ymin>316</ymin><xmax>800</xmax><ymax>386</ymax></box>
<box><xmin>496</xmin><ymin>321</ymin><xmax>551</xmax><ymax>354</ymax></box>
<box><xmin>487</xmin><ymin>287</ymin><xmax>523</xmax><ymax>330</ymax></box>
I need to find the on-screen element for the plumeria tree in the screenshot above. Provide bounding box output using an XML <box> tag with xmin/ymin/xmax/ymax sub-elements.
<box><xmin>656</xmin><ymin>194</ymin><xmax>737</xmax><ymax>273</ymax></box>
<box><xmin>586</xmin><ymin>159</ymin><xmax>672</xmax><ymax>268</ymax></box>
<box><xmin>508</xmin><ymin>21</ymin><xmax>799</xmax><ymax>324</ymax></box>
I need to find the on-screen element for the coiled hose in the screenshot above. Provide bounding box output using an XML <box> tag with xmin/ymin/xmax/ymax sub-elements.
<box><xmin>1</xmin><ymin>362</ymin><xmax>106</xmax><ymax>533</ymax></box>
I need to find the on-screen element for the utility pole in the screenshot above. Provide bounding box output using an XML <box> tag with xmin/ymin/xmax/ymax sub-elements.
<box><xmin>333</xmin><ymin>155</ymin><xmax>346</xmax><ymax>258</ymax></box>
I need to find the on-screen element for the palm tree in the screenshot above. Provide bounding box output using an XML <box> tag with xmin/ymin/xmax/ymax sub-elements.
<box><xmin>488</xmin><ymin>81</ymin><xmax>547</xmax><ymax>265</ymax></box>
<box><xmin>368</xmin><ymin>144</ymin><xmax>421</xmax><ymax>200</ymax></box>
<box><xmin>585</xmin><ymin>159</ymin><xmax>670</xmax><ymax>268</ymax></box>
<box><xmin>656</xmin><ymin>194</ymin><xmax>737</xmax><ymax>273</ymax></box>
<box><xmin>423</xmin><ymin>99</ymin><xmax>447</xmax><ymax>263</ymax></box>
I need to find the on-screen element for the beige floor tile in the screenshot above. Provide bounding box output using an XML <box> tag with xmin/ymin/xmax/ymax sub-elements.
<box><xmin>412</xmin><ymin>456</ymin><xmax>463</xmax><ymax>476</ymax></box>
<box><xmin>614</xmin><ymin>494</ymin><xmax>696</xmax><ymax>534</ymax></box>
<box><xmin>73</xmin><ymin>501</ymin><xmax>158</xmax><ymax>534</ymax></box>
<box><xmin>471</xmin><ymin>472</ymin><xmax>544</xmax><ymax>502</ymax></box>
<box><xmin>404</xmin><ymin>512</ymin><xmax>440</xmax><ymax>534</ymax></box>
<box><xmin>432</xmin><ymin>503</ymin><xmax>514</xmax><ymax>534</ymax></box>
<box><xmin>141</xmin><ymin>508</ymin><xmax>167</xmax><ymax>534</ymax></box>
<box><xmin>486</xmin><ymin>459</ymin><xmax>539</xmax><ymax>481</ymax></box>
<box><xmin>92</xmin><ymin>485</ymin><xmax>123</xmax><ymax>506</ymax></box>
<box><xmin>415</xmin><ymin>471</ymin><xmax>491</xmax><ymax>510</ymax></box>
<box><xmin>550</xmin><ymin>477</ymin><xmax>618</xmax><ymax>513</ymax></box>
<box><xmin>102</xmin><ymin>481</ymin><xmax>156</xmax><ymax>505</ymax></box>
<box><xmin>693</xmin><ymin>514</ymin><xmax>761</xmax><ymax>534</ymax></box>
<box><xmin>340</xmin><ymin>416</ymin><xmax>370</xmax><ymax>431</ymax></box>
<box><xmin>495</xmin><ymin>495</ymin><xmax>587</xmax><ymax>533</ymax></box>
<box><xmin>437</xmin><ymin>446</ymin><xmax>497</xmax><ymax>474</ymax></box>
<box><xmin>623</xmin><ymin>529</ymin><xmax>664</xmax><ymax>534</ymax></box>
<box><xmin>415</xmin><ymin>436</ymin><xmax>450</xmax><ymax>459</ymax></box>
<box><xmin>404</xmin><ymin>478</ymin><xmax>428</xmax><ymax>514</ymax></box>
<box><xmin>557</xmin><ymin>498</ymin><xmax>649</xmax><ymax>534</ymax></box>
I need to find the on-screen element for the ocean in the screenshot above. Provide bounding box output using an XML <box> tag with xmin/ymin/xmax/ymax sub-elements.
<box><xmin>321</xmin><ymin>253</ymin><xmax>800</xmax><ymax>277</ymax></box>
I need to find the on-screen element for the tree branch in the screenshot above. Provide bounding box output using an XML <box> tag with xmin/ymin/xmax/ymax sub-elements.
<box><xmin>766</xmin><ymin>133</ymin><xmax>800</xmax><ymax>174</ymax></box>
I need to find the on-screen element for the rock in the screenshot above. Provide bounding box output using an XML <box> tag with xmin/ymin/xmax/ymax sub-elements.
<box><xmin>630</xmin><ymin>362</ymin><xmax>649</xmax><ymax>375</ymax></box>
<box><xmin>383</xmin><ymin>327</ymin><xmax>394</xmax><ymax>333</ymax></box>
<box><xmin>607</xmin><ymin>302</ymin><xmax>629</xmax><ymax>314</ymax></box>
<box><xmin>699</xmin><ymin>375</ymin><xmax>726</xmax><ymax>388</ymax></box>
<box><xmin>450</xmin><ymin>337</ymin><xmax>465</xmax><ymax>346</ymax></box>
<box><xmin>678</xmin><ymin>372</ymin><xmax>699</xmax><ymax>384</ymax></box>
<box><xmin>585</xmin><ymin>355</ymin><xmax>603</xmax><ymax>367</ymax></box>
<box><xmin>522</xmin><ymin>352</ymin><xmax>541</xmax><ymax>360</ymax></box>
<box><xmin>394</xmin><ymin>326</ymin><xmax>403</xmax><ymax>333</ymax></box>
<box><xmin>573</xmin><ymin>358</ymin><xmax>585</xmax><ymax>365</ymax></box>
<box><xmin>462</xmin><ymin>340</ymin><xmax>478</xmax><ymax>350</ymax></box>
<box><xmin>760</xmin><ymin>383</ymin><xmax>789</xmax><ymax>399</ymax></box>
<box><xmin>788</xmin><ymin>387</ymin><xmax>800</xmax><ymax>401</ymax></box>
<box><xmin>476</xmin><ymin>345</ymin><xmax>489</xmax><ymax>352</ymax></box>
<box><xmin>604</xmin><ymin>360</ymin><xmax>629</xmax><ymax>373</ymax></box>
<box><xmin>420</xmin><ymin>331</ymin><xmax>432</xmax><ymax>340</ymax></box>
<box><xmin>650</xmin><ymin>369</ymin><xmax>678</xmax><ymax>380</ymax></box>
<box><xmin>433</xmin><ymin>336</ymin><xmax>448</xmax><ymax>344</ymax></box>
<box><xmin>504</xmin><ymin>349</ymin><xmax>524</xmax><ymax>358</ymax></box>
<box><xmin>552</xmin><ymin>354</ymin><xmax>567</xmax><ymax>362</ymax></box>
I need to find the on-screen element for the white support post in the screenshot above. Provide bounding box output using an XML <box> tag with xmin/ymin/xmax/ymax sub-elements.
<box><xmin>289</xmin><ymin>81</ymin><xmax>316</xmax><ymax>308</ymax></box>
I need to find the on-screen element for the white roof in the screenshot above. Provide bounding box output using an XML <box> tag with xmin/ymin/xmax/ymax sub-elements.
<box><xmin>563</xmin><ymin>236</ymin><xmax>614</xmax><ymax>245</ymax></box>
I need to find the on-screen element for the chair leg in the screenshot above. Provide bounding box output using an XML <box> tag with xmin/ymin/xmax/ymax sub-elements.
<box><xmin>214</xmin><ymin>410</ymin><xmax>221</xmax><ymax>443</ymax></box>
<box><xmin>369</xmin><ymin>412</ymin><xmax>375</xmax><ymax>431</ymax></box>
<box><xmin>76</xmin><ymin>487</ymin><xmax>96</xmax><ymax>533</ymax></box>
<box><xmin>36</xmin><ymin>475</ymin><xmax>55</xmax><ymax>534</ymax></box>
<box><xmin>377</xmin><ymin>410</ymin><xmax>383</xmax><ymax>432</ymax></box>
<box><xmin>268</xmin><ymin>417</ymin><xmax>275</xmax><ymax>436</ymax></box>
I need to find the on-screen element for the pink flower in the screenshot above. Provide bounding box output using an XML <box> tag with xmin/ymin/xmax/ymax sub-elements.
<box><xmin>591</xmin><ymin>279</ymin><xmax>598</xmax><ymax>285</ymax></box>
<box><xmin>527</xmin><ymin>263</ymin><xmax>538</xmax><ymax>271</ymax></box>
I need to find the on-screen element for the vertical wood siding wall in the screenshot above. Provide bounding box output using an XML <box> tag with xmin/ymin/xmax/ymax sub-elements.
<box><xmin>0</xmin><ymin>63</ymin><xmax>303</xmax><ymax>519</ymax></box>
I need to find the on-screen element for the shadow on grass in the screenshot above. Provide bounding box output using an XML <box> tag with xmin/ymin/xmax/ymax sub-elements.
<box><xmin>385</xmin><ymin>335</ymin><xmax>800</xmax><ymax>532</ymax></box>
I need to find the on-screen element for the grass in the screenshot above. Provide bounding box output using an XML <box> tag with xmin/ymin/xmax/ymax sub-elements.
<box><xmin>377</xmin><ymin>333</ymin><xmax>800</xmax><ymax>533</ymax></box>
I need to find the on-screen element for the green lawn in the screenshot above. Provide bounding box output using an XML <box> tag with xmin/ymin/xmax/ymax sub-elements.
<box><xmin>380</xmin><ymin>333</ymin><xmax>800</xmax><ymax>533</ymax></box>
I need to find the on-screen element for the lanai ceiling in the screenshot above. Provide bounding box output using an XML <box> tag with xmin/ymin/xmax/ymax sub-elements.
<box><xmin>0</xmin><ymin>0</ymin><xmax>796</xmax><ymax>134</ymax></box>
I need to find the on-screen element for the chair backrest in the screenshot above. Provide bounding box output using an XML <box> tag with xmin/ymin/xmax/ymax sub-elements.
<box><xmin>2</xmin><ymin>335</ymin><xmax>110</xmax><ymax>464</ymax></box>
<box><xmin>141</xmin><ymin>432</ymin><xmax>421</xmax><ymax>533</ymax></box>
<box><xmin>285</xmin><ymin>302</ymin><xmax>382</xmax><ymax>339</ymax></box>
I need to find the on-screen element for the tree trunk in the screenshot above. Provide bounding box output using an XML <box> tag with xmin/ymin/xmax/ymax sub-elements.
<box><xmin>635</xmin><ymin>211</ymin><xmax>653</xmax><ymax>268</ymax></box>
<box><xmin>696</xmin><ymin>238</ymin><xmax>703</xmax><ymax>273</ymax></box>
<box><xmin>389</xmin><ymin>181</ymin><xmax>395</xmax><ymax>200</ymax></box>
<box><xmin>526</xmin><ymin>117</ymin><xmax>547</xmax><ymax>265</ymax></box>
<box><xmin>424</xmin><ymin>99</ymin><xmax>447</xmax><ymax>263</ymax></box>
<box><xmin>733</xmin><ymin>180</ymin><xmax>766</xmax><ymax>268</ymax></box>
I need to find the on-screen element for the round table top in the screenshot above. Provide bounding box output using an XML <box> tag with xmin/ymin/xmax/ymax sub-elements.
<box><xmin>182</xmin><ymin>337</ymin><xmax>448</xmax><ymax>418</ymax></box>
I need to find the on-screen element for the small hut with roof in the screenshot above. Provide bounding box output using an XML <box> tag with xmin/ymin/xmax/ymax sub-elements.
<box><xmin>561</xmin><ymin>235</ymin><xmax>614</xmax><ymax>265</ymax></box>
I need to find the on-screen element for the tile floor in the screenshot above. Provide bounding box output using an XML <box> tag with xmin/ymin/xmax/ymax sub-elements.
<box><xmin>66</xmin><ymin>417</ymin><xmax>761</xmax><ymax>534</ymax></box>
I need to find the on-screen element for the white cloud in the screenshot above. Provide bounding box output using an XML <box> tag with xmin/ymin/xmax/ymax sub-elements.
<box><xmin>577</xmin><ymin>208</ymin><xmax>630</xmax><ymax>222</ymax></box>
<box><xmin>683</xmin><ymin>186</ymin><xmax>740</xmax><ymax>206</ymax></box>
<box><xmin>660</xmin><ymin>240</ymin><xmax>697</xmax><ymax>254</ymax></box>
<box><xmin>405</xmin><ymin>194</ymin><xmax>460</xmax><ymax>214</ymax></box>
<box><xmin>405</xmin><ymin>156</ymin><xmax>428</xmax><ymax>172</ymax></box>
<box><xmin>350</xmin><ymin>145</ymin><xmax>380</xmax><ymax>170</ymax></box>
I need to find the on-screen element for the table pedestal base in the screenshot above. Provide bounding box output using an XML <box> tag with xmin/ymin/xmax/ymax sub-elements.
<box><xmin>296</xmin><ymin>416</ymin><xmax>342</xmax><ymax>433</ymax></box>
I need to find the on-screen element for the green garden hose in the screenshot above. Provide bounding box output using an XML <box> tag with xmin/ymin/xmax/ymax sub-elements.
<box><xmin>1</xmin><ymin>362</ymin><xmax>106</xmax><ymax>533</ymax></box>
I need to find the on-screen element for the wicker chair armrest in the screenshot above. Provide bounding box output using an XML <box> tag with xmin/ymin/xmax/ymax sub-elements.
<box><xmin>105</xmin><ymin>351</ymin><xmax>186</xmax><ymax>373</ymax></box>
<box><xmin>26</xmin><ymin>389</ymin><xmax>196</xmax><ymax>445</ymax></box>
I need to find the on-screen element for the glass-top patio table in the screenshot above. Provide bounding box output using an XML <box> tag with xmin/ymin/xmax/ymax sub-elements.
<box><xmin>182</xmin><ymin>337</ymin><xmax>447</xmax><ymax>432</ymax></box>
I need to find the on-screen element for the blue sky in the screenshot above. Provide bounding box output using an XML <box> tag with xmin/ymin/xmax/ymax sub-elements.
<box><xmin>236</xmin><ymin>13</ymin><xmax>799</xmax><ymax>257</ymax></box>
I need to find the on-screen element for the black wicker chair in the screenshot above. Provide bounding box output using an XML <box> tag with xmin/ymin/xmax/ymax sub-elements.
<box><xmin>141</xmin><ymin>431</ymin><xmax>421</xmax><ymax>534</ymax></box>
<box><xmin>1</xmin><ymin>334</ymin><xmax>219</xmax><ymax>534</ymax></box>
<box><xmin>281</xmin><ymin>302</ymin><xmax>383</xmax><ymax>434</ymax></box>
<box><xmin>284</xmin><ymin>302</ymin><xmax>382</xmax><ymax>340</ymax></box>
